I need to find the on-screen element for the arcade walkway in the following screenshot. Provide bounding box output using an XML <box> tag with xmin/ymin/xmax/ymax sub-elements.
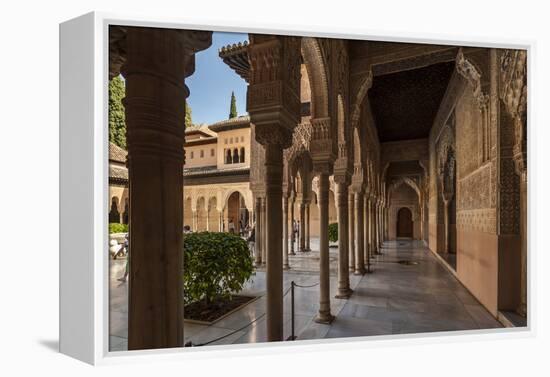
<box><xmin>109</xmin><ymin>239</ymin><xmax>501</xmax><ymax>351</ymax></box>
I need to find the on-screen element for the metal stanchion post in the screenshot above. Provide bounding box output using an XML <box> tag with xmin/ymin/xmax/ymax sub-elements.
<box><xmin>287</xmin><ymin>281</ymin><xmax>297</xmax><ymax>341</ymax></box>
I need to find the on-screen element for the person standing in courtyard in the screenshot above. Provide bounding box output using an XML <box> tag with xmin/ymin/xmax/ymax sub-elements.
<box><xmin>117</xmin><ymin>234</ymin><xmax>129</xmax><ymax>282</ymax></box>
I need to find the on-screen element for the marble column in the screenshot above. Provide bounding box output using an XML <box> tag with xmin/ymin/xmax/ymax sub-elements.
<box><xmin>372</xmin><ymin>199</ymin><xmax>379</xmax><ymax>255</ymax></box>
<box><xmin>254</xmin><ymin>196</ymin><xmax>262</xmax><ymax>266</ymax></box>
<box><xmin>262</xmin><ymin>197</ymin><xmax>267</xmax><ymax>265</ymax></box>
<box><xmin>379</xmin><ymin>203</ymin><xmax>383</xmax><ymax>246</ymax></box>
<box><xmin>205</xmin><ymin>207</ymin><xmax>210</xmax><ymax>231</ymax></box>
<box><xmin>263</xmin><ymin>145</ymin><xmax>285</xmax><ymax>339</ymax></box>
<box><xmin>348</xmin><ymin>191</ymin><xmax>355</xmax><ymax>272</ymax></box>
<box><xmin>290</xmin><ymin>195</ymin><xmax>296</xmax><ymax>255</ymax></box>
<box><xmin>192</xmin><ymin>210</ymin><xmax>197</xmax><ymax>232</ymax></box>
<box><xmin>354</xmin><ymin>191</ymin><xmax>365</xmax><ymax>275</ymax></box>
<box><xmin>283</xmin><ymin>196</ymin><xmax>290</xmax><ymax>270</ymax></box>
<box><xmin>335</xmin><ymin>181</ymin><xmax>352</xmax><ymax>298</ymax></box>
<box><xmin>123</xmin><ymin>27</ymin><xmax>211</xmax><ymax>350</ymax></box>
<box><xmin>305</xmin><ymin>202</ymin><xmax>311</xmax><ymax>251</ymax></box>
<box><xmin>299</xmin><ymin>202</ymin><xmax>306</xmax><ymax>252</ymax></box>
<box><xmin>363</xmin><ymin>192</ymin><xmax>371</xmax><ymax>273</ymax></box>
<box><xmin>315</xmin><ymin>172</ymin><xmax>335</xmax><ymax>323</ymax></box>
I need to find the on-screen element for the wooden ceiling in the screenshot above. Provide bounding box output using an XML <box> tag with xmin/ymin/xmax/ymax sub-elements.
<box><xmin>368</xmin><ymin>61</ymin><xmax>455</xmax><ymax>142</ymax></box>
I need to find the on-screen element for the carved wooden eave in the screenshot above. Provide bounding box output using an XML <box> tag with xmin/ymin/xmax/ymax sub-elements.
<box><xmin>219</xmin><ymin>41</ymin><xmax>250</xmax><ymax>82</ymax></box>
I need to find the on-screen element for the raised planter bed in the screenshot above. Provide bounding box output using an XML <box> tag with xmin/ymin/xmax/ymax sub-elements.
<box><xmin>184</xmin><ymin>295</ymin><xmax>259</xmax><ymax>325</ymax></box>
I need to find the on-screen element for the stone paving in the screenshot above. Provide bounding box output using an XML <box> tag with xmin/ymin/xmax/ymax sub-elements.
<box><xmin>109</xmin><ymin>239</ymin><xmax>502</xmax><ymax>351</ymax></box>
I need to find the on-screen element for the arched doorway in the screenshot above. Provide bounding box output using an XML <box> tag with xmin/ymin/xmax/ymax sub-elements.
<box><xmin>396</xmin><ymin>207</ymin><xmax>413</xmax><ymax>238</ymax></box>
<box><xmin>225</xmin><ymin>191</ymin><xmax>249</xmax><ymax>235</ymax></box>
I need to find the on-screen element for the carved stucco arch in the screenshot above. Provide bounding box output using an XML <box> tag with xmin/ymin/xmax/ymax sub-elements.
<box><xmin>350</xmin><ymin>70</ymin><xmax>373</xmax><ymax>130</ymax></box>
<box><xmin>388</xmin><ymin>177</ymin><xmax>421</xmax><ymax>202</ymax></box>
<box><xmin>302</xmin><ymin>37</ymin><xmax>329</xmax><ymax>119</ymax></box>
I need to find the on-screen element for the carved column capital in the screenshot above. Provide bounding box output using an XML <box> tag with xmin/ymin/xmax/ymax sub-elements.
<box><xmin>247</xmin><ymin>35</ymin><xmax>302</xmax><ymax>150</ymax></box>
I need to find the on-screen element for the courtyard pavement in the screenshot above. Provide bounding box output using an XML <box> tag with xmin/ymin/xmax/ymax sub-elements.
<box><xmin>109</xmin><ymin>239</ymin><xmax>502</xmax><ymax>351</ymax></box>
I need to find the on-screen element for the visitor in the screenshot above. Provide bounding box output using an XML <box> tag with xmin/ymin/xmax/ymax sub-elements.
<box><xmin>247</xmin><ymin>224</ymin><xmax>255</xmax><ymax>255</ymax></box>
<box><xmin>117</xmin><ymin>234</ymin><xmax>130</xmax><ymax>283</ymax></box>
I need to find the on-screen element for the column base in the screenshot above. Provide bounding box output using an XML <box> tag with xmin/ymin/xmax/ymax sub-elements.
<box><xmin>354</xmin><ymin>269</ymin><xmax>366</xmax><ymax>276</ymax></box>
<box><xmin>289</xmin><ymin>251</ymin><xmax>296</xmax><ymax>256</ymax></box>
<box><xmin>335</xmin><ymin>288</ymin><xmax>353</xmax><ymax>299</ymax></box>
<box><xmin>283</xmin><ymin>264</ymin><xmax>290</xmax><ymax>270</ymax></box>
<box><xmin>314</xmin><ymin>312</ymin><xmax>335</xmax><ymax>325</ymax></box>
<box><xmin>365</xmin><ymin>265</ymin><xmax>373</xmax><ymax>274</ymax></box>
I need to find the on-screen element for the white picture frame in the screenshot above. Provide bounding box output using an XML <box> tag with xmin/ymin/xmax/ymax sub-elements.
<box><xmin>59</xmin><ymin>11</ymin><xmax>535</xmax><ymax>365</ymax></box>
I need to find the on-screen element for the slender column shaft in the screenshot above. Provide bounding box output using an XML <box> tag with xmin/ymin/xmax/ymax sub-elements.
<box><xmin>316</xmin><ymin>172</ymin><xmax>334</xmax><ymax>322</ymax></box>
<box><xmin>348</xmin><ymin>192</ymin><xmax>355</xmax><ymax>271</ymax></box>
<box><xmin>290</xmin><ymin>196</ymin><xmax>296</xmax><ymax>255</ymax></box>
<box><xmin>372</xmin><ymin>201</ymin><xmax>378</xmax><ymax>254</ymax></box>
<box><xmin>305</xmin><ymin>203</ymin><xmax>311</xmax><ymax>251</ymax></box>
<box><xmin>283</xmin><ymin>196</ymin><xmax>290</xmax><ymax>269</ymax></box>
<box><xmin>299</xmin><ymin>202</ymin><xmax>306</xmax><ymax>252</ymax></box>
<box><xmin>335</xmin><ymin>182</ymin><xmax>351</xmax><ymax>298</ymax></box>
<box><xmin>354</xmin><ymin>192</ymin><xmax>365</xmax><ymax>274</ymax></box>
<box><xmin>262</xmin><ymin>197</ymin><xmax>267</xmax><ymax>265</ymax></box>
<box><xmin>378</xmin><ymin>204</ymin><xmax>384</xmax><ymax>245</ymax></box>
<box><xmin>364</xmin><ymin>195</ymin><xmax>371</xmax><ymax>272</ymax></box>
<box><xmin>374</xmin><ymin>203</ymin><xmax>380</xmax><ymax>252</ymax></box>
<box><xmin>192</xmin><ymin>211</ymin><xmax>197</xmax><ymax>231</ymax></box>
<box><xmin>254</xmin><ymin>197</ymin><xmax>262</xmax><ymax>265</ymax></box>
<box><xmin>206</xmin><ymin>208</ymin><xmax>210</xmax><ymax>231</ymax></box>
<box><xmin>264</xmin><ymin>145</ymin><xmax>284</xmax><ymax>340</ymax></box>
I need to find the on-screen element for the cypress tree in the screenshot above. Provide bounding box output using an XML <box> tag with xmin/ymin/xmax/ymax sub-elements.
<box><xmin>108</xmin><ymin>75</ymin><xmax>126</xmax><ymax>149</ymax></box>
<box><xmin>229</xmin><ymin>91</ymin><xmax>238</xmax><ymax>119</ymax></box>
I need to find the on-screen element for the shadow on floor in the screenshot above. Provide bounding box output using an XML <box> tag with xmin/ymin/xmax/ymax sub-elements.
<box><xmin>38</xmin><ymin>339</ymin><xmax>59</xmax><ymax>353</ymax></box>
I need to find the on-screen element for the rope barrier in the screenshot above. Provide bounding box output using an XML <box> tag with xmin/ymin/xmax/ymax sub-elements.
<box><xmin>187</xmin><ymin>280</ymin><xmax>320</xmax><ymax>346</ymax></box>
<box><xmin>292</xmin><ymin>281</ymin><xmax>320</xmax><ymax>288</ymax></box>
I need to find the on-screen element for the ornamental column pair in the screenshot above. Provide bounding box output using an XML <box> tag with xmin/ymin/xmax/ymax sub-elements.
<box><xmin>247</xmin><ymin>35</ymin><xmax>302</xmax><ymax>340</ymax></box>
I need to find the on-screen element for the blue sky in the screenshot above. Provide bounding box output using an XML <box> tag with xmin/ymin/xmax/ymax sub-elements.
<box><xmin>186</xmin><ymin>32</ymin><xmax>249</xmax><ymax>125</ymax></box>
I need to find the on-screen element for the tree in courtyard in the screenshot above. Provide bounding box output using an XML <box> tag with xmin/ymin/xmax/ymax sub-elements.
<box><xmin>185</xmin><ymin>100</ymin><xmax>193</xmax><ymax>127</ymax></box>
<box><xmin>229</xmin><ymin>91</ymin><xmax>238</xmax><ymax>119</ymax></box>
<box><xmin>109</xmin><ymin>75</ymin><xmax>126</xmax><ymax>149</ymax></box>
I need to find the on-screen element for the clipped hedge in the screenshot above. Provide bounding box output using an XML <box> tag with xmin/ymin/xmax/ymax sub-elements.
<box><xmin>183</xmin><ymin>232</ymin><xmax>254</xmax><ymax>305</ymax></box>
<box><xmin>328</xmin><ymin>223</ymin><xmax>338</xmax><ymax>243</ymax></box>
<box><xmin>109</xmin><ymin>223</ymin><xmax>128</xmax><ymax>234</ymax></box>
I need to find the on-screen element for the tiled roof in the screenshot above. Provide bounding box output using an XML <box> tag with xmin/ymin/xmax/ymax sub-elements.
<box><xmin>185</xmin><ymin>123</ymin><xmax>217</xmax><ymax>137</ymax></box>
<box><xmin>184</xmin><ymin>165</ymin><xmax>249</xmax><ymax>178</ymax></box>
<box><xmin>109</xmin><ymin>164</ymin><xmax>128</xmax><ymax>182</ymax></box>
<box><xmin>208</xmin><ymin>115</ymin><xmax>250</xmax><ymax>132</ymax></box>
<box><xmin>109</xmin><ymin>142</ymin><xmax>127</xmax><ymax>163</ymax></box>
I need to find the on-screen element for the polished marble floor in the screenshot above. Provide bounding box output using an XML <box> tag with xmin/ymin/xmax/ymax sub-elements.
<box><xmin>109</xmin><ymin>239</ymin><xmax>502</xmax><ymax>351</ymax></box>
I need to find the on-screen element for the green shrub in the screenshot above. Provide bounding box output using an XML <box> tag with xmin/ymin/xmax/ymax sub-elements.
<box><xmin>328</xmin><ymin>223</ymin><xmax>338</xmax><ymax>243</ymax></box>
<box><xmin>109</xmin><ymin>223</ymin><xmax>128</xmax><ymax>234</ymax></box>
<box><xmin>183</xmin><ymin>232</ymin><xmax>254</xmax><ymax>305</ymax></box>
